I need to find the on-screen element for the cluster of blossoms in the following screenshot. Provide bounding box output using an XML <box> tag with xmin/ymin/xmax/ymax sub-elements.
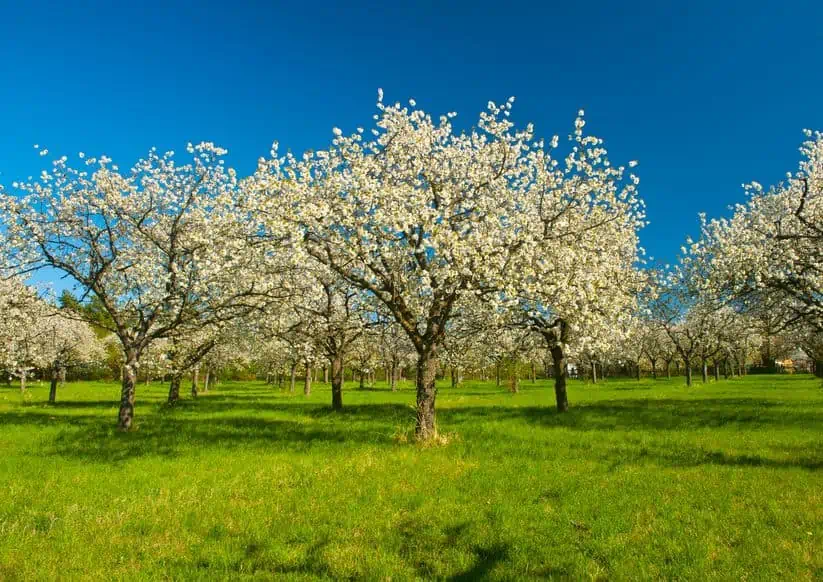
<box><xmin>0</xmin><ymin>91</ymin><xmax>650</xmax><ymax>437</ymax></box>
<box><xmin>0</xmin><ymin>276</ymin><xmax>105</xmax><ymax>398</ymax></box>
<box><xmin>680</xmin><ymin>131</ymin><xmax>822</xmax><ymax>367</ymax></box>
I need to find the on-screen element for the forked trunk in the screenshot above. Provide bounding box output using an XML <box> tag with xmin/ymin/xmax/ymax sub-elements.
<box><xmin>550</xmin><ymin>344</ymin><xmax>569</xmax><ymax>412</ymax></box>
<box><xmin>331</xmin><ymin>355</ymin><xmax>343</xmax><ymax>411</ymax></box>
<box><xmin>118</xmin><ymin>351</ymin><xmax>139</xmax><ymax>430</ymax></box>
<box><xmin>415</xmin><ymin>349</ymin><xmax>438</xmax><ymax>440</ymax></box>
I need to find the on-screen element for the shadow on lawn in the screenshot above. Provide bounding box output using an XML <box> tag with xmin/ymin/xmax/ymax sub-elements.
<box><xmin>2</xmin><ymin>394</ymin><xmax>821</xmax><ymax>469</ymax></box>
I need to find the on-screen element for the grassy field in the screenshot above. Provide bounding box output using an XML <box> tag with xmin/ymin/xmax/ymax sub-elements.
<box><xmin>0</xmin><ymin>374</ymin><xmax>821</xmax><ymax>580</ymax></box>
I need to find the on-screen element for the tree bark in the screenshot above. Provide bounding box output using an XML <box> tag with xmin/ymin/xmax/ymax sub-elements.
<box><xmin>415</xmin><ymin>349</ymin><xmax>438</xmax><ymax>440</ymax></box>
<box><xmin>324</xmin><ymin>366</ymin><xmax>329</xmax><ymax>384</ymax></box>
<box><xmin>304</xmin><ymin>363</ymin><xmax>312</xmax><ymax>396</ymax></box>
<box><xmin>359</xmin><ymin>371</ymin><xmax>365</xmax><ymax>390</ymax></box>
<box><xmin>118</xmin><ymin>351</ymin><xmax>139</xmax><ymax>430</ymax></box>
<box><xmin>204</xmin><ymin>369</ymin><xmax>211</xmax><ymax>393</ymax></box>
<box><xmin>665</xmin><ymin>360</ymin><xmax>671</xmax><ymax>379</ymax></box>
<box><xmin>48</xmin><ymin>365</ymin><xmax>58</xmax><ymax>404</ymax></box>
<box><xmin>701</xmin><ymin>359</ymin><xmax>708</xmax><ymax>383</ymax></box>
<box><xmin>651</xmin><ymin>360</ymin><xmax>657</xmax><ymax>379</ymax></box>
<box><xmin>19</xmin><ymin>369</ymin><xmax>27</xmax><ymax>393</ymax></box>
<box><xmin>591</xmin><ymin>361</ymin><xmax>598</xmax><ymax>384</ymax></box>
<box><xmin>550</xmin><ymin>344</ymin><xmax>569</xmax><ymax>412</ymax></box>
<box><xmin>495</xmin><ymin>361</ymin><xmax>501</xmax><ymax>388</ymax></box>
<box><xmin>59</xmin><ymin>366</ymin><xmax>67</xmax><ymax>387</ymax></box>
<box><xmin>714</xmin><ymin>361</ymin><xmax>720</xmax><ymax>382</ymax></box>
<box><xmin>191</xmin><ymin>365</ymin><xmax>199</xmax><ymax>398</ymax></box>
<box><xmin>167</xmin><ymin>374</ymin><xmax>181</xmax><ymax>404</ymax></box>
<box><xmin>390</xmin><ymin>361</ymin><xmax>397</xmax><ymax>392</ymax></box>
<box><xmin>636</xmin><ymin>362</ymin><xmax>641</xmax><ymax>381</ymax></box>
<box><xmin>289</xmin><ymin>362</ymin><xmax>296</xmax><ymax>393</ymax></box>
<box><xmin>509</xmin><ymin>369</ymin><xmax>519</xmax><ymax>393</ymax></box>
<box><xmin>331</xmin><ymin>354</ymin><xmax>343</xmax><ymax>411</ymax></box>
<box><xmin>684</xmin><ymin>358</ymin><xmax>692</xmax><ymax>387</ymax></box>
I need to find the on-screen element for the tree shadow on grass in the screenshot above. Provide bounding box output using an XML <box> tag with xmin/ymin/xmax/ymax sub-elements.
<box><xmin>438</xmin><ymin>398</ymin><xmax>823</xmax><ymax>432</ymax></box>
<box><xmin>3</xmin><ymin>395</ymin><xmax>821</xmax><ymax>469</ymax></box>
<box><xmin>0</xmin><ymin>407</ymin><xmax>400</xmax><ymax>464</ymax></box>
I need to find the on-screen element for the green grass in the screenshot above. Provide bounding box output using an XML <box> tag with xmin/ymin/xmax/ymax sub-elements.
<box><xmin>0</xmin><ymin>374</ymin><xmax>821</xmax><ymax>580</ymax></box>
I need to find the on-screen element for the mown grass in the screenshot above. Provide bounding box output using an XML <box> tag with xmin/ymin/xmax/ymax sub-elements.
<box><xmin>0</xmin><ymin>374</ymin><xmax>821</xmax><ymax>580</ymax></box>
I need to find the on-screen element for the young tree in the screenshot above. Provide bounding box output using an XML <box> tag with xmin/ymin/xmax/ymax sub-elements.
<box><xmin>0</xmin><ymin>276</ymin><xmax>50</xmax><ymax>390</ymax></box>
<box><xmin>40</xmin><ymin>312</ymin><xmax>107</xmax><ymax>403</ymax></box>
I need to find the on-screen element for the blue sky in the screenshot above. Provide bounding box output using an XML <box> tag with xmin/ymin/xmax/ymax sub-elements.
<box><xmin>1</xmin><ymin>0</ymin><xmax>821</xmax><ymax>272</ymax></box>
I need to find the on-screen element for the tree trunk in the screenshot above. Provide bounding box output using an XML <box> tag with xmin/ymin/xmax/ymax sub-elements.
<box><xmin>666</xmin><ymin>360</ymin><xmax>671</xmax><ymax>379</ymax></box>
<box><xmin>20</xmin><ymin>369</ymin><xmax>26</xmax><ymax>393</ymax></box>
<box><xmin>685</xmin><ymin>358</ymin><xmax>692</xmax><ymax>387</ymax></box>
<box><xmin>59</xmin><ymin>366</ymin><xmax>67</xmax><ymax>387</ymax></box>
<box><xmin>591</xmin><ymin>361</ymin><xmax>598</xmax><ymax>384</ymax></box>
<box><xmin>531</xmin><ymin>362</ymin><xmax>536</xmax><ymax>383</ymax></box>
<box><xmin>495</xmin><ymin>361</ymin><xmax>501</xmax><ymax>388</ymax></box>
<box><xmin>304</xmin><ymin>363</ymin><xmax>312</xmax><ymax>396</ymax></box>
<box><xmin>723</xmin><ymin>359</ymin><xmax>730</xmax><ymax>379</ymax></box>
<box><xmin>415</xmin><ymin>349</ymin><xmax>438</xmax><ymax>440</ymax></box>
<box><xmin>450</xmin><ymin>367</ymin><xmax>457</xmax><ymax>388</ymax></box>
<box><xmin>118</xmin><ymin>351</ymin><xmax>139</xmax><ymax>430</ymax></box>
<box><xmin>390</xmin><ymin>361</ymin><xmax>397</xmax><ymax>392</ymax></box>
<box><xmin>48</xmin><ymin>365</ymin><xmax>58</xmax><ymax>404</ymax></box>
<box><xmin>359</xmin><ymin>372</ymin><xmax>365</xmax><ymax>390</ymax></box>
<box><xmin>331</xmin><ymin>354</ymin><xmax>343</xmax><ymax>411</ymax></box>
<box><xmin>167</xmin><ymin>374</ymin><xmax>181</xmax><ymax>404</ymax></box>
<box><xmin>204</xmin><ymin>369</ymin><xmax>211</xmax><ymax>393</ymax></box>
<box><xmin>713</xmin><ymin>361</ymin><xmax>720</xmax><ymax>382</ymax></box>
<box><xmin>191</xmin><ymin>365</ymin><xmax>200</xmax><ymax>398</ymax></box>
<box><xmin>509</xmin><ymin>369</ymin><xmax>519</xmax><ymax>393</ymax></box>
<box><xmin>701</xmin><ymin>359</ymin><xmax>708</xmax><ymax>383</ymax></box>
<box><xmin>550</xmin><ymin>345</ymin><xmax>569</xmax><ymax>412</ymax></box>
<box><xmin>289</xmin><ymin>362</ymin><xmax>296</xmax><ymax>393</ymax></box>
<box><xmin>651</xmin><ymin>360</ymin><xmax>657</xmax><ymax>379</ymax></box>
<box><xmin>636</xmin><ymin>362</ymin><xmax>641</xmax><ymax>381</ymax></box>
<box><xmin>323</xmin><ymin>366</ymin><xmax>329</xmax><ymax>384</ymax></box>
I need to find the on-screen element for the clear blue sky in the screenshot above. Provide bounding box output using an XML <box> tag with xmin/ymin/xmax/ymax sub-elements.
<box><xmin>1</xmin><ymin>0</ymin><xmax>821</xmax><ymax>271</ymax></box>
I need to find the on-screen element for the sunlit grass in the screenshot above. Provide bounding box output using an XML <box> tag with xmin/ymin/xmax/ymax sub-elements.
<box><xmin>1</xmin><ymin>374</ymin><xmax>821</xmax><ymax>580</ymax></box>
